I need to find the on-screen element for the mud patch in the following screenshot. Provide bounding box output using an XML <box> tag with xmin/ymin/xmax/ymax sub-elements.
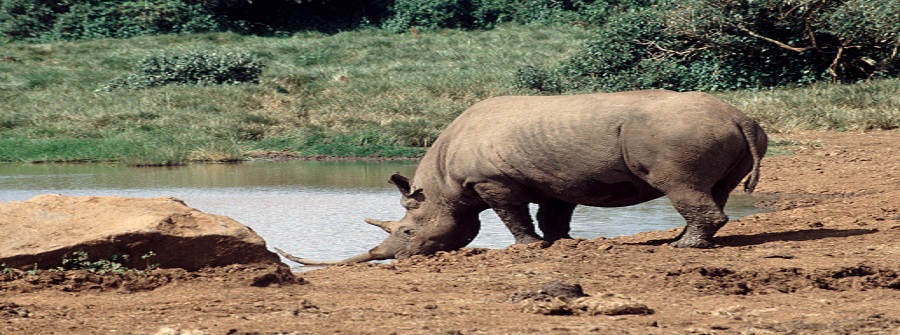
<box><xmin>0</xmin><ymin>302</ymin><xmax>34</xmax><ymax>318</ymax></box>
<box><xmin>510</xmin><ymin>281</ymin><xmax>653</xmax><ymax>316</ymax></box>
<box><xmin>0</xmin><ymin>263</ymin><xmax>301</xmax><ymax>293</ymax></box>
<box><xmin>666</xmin><ymin>264</ymin><xmax>900</xmax><ymax>295</ymax></box>
<box><xmin>755</xmin><ymin>314</ymin><xmax>900</xmax><ymax>335</ymax></box>
<box><xmin>813</xmin><ymin>265</ymin><xmax>900</xmax><ymax>291</ymax></box>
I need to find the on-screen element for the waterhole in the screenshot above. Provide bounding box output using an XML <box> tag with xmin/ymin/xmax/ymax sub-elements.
<box><xmin>0</xmin><ymin>161</ymin><xmax>767</xmax><ymax>266</ymax></box>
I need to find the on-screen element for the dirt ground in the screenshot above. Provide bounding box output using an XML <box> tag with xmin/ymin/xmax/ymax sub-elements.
<box><xmin>2</xmin><ymin>130</ymin><xmax>899</xmax><ymax>335</ymax></box>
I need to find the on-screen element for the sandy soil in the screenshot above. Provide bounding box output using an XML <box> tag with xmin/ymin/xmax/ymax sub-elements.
<box><xmin>2</xmin><ymin>130</ymin><xmax>899</xmax><ymax>335</ymax></box>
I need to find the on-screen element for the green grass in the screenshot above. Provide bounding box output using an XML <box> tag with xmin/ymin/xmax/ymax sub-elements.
<box><xmin>1</xmin><ymin>24</ymin><xmax>898</xmax><ymax>165</ymax></box>
<box><xmin>1</xmin><ymin>25</ymin><xmax>591</xmax><ymax>164</ymax></box>
<box><xmin>720</xmin><ymin>79</ymin><xmax>900</xmax><ymax>132</ymax></box>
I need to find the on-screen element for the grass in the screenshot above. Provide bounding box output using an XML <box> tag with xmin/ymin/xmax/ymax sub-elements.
<box><xmin>1</xmin><ymin>24</ymin><xmax>898</xmax><ymax>165</ymax></box>
<box><xmin>721</xmin><ymin>79</ymin><xmax>900</xmax><ymax>132</ymax></box>
<box><xmin>0</xmin><ymin>25</ymin><xmax>591</xmax><ymax>164</ymax></box>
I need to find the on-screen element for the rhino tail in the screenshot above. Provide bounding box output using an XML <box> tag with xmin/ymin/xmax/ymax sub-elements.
<box><xmin>739</xmin><ymin>120</ymin><xmax>767</xmax><ymax>193</ymax></box>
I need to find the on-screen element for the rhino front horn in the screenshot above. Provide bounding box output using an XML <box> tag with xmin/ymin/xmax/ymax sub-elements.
<box><xmin>275</xmin><ymin>248</ymin><xmax>389</xmax><ymax>266</ymax></box>
<box><xmin>365</xmin><ymin>218</ymin><xmax>397</xmax><ymax>234</ymax></box>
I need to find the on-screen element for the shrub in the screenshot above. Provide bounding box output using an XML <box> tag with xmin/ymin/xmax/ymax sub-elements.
<box><xmin>0</xmin><ymin>0</ymin><xmax>56</xmax><ymax>40</ymax></box>
<box><xmin>0</xmin><ymin>0</ymin><xmax>220</xmax><ymax>42</ymax></box>
<box><xmin>520</xmin><ymin>0</ymin><xmax>900</xmax><ymax>92</ymax></box>
<box><xmin>383</xmin><ymin>0</ymin><xmax>650</xmax><ymax>32</ymax></box>
<box><xmin>197</xmin><ymin>0</ymin><xmax>391</xmax><ymax>34</ymax></box>
<box><xmin>382</xmin><ymin>0</ymin><xmax>476</xmax><ymax>32</ymax></box>
<box><xmin>99</xmin><ymin>50</ymin><xmax>264</xmax><ymax>91</ymax></box>
<box><xmin>59</xmin><ymin>250</ymin><xmax>159</xmax><ymax>274</ymax></box>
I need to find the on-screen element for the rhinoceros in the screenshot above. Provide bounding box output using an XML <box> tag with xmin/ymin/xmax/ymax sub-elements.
<box><xmin>277</xmin><ymin>90</ymin><xmax>767</xmax><ymax>265</ymax></box>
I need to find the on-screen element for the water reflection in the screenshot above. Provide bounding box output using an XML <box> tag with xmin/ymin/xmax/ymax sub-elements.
<box><xmin>0</xmin><ymin>160</ymin><xmax>419</xmax><ymax>190</ymax></box>
<box><xmin>0</xmin><ymin>161</ymin><xmax>767</xmax><ymax>264</ymax></box>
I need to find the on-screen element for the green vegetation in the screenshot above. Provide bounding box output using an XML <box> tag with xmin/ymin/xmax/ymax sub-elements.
<box><xmin>381</xmin><ymin>0</ymin><xmax>648</xmax><ymax>32</ymax></box>
<box><xmin>721</xmin><ymin>79</ymin><xmax>900</xmax><ymax>132</ymax></box>
<box><xmin>1</xmin><ymin>26</ymin><xmax>591</xmax><ymax>164</ymax></box>
<box><xmin>0</xmin><ymin>251</ymin><xmax>158</xmax><ymax>278</ymax></box>
<box><xmin>1</xmin><ymin>1</ymin><xmax>898</xmax><ymax>165</ymax></box>
<box><xmin>0</xmin><ymin>0</ymin><xmax>221</xmax><ymax>41</ymax></box>
<box><xmin>0</xmin><ymin>0</ymin><xmax>637</xmax><ymax>42</ymax></box>
<box><xmin>519</xmin><ymin>0</ymin><xmax>900</xmax><ymax>92</ymax></box>
<box><xmin>59</xmin><ymin>250</ymin><xmax>159</xmax><ymax>274</ymax></box>
<box><xmin>99</xmin><ymin>50</ymin><xmax>264</xmax><ymax>91</ymax></box>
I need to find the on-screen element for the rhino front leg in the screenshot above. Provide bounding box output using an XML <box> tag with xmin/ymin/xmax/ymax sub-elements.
<box><xmin>474</xmin><ymin>183</ymin><xmax>545</xmax><ymax>245</ymax></box>
<box><xmin>667</xmin><ymin>191</ymin><xmax>728</xmax><ymax>248</ymax></box>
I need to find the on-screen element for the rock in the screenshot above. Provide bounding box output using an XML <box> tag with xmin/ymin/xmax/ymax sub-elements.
<box><xmin>540</xmin><ymin>281</ymin><xmax>587</xmax><ymax>299</ymax></box>
<box><xmin>0</xmin><ymin>195</ymin><xmax>283</xmax><ymax>271</ymax></box>
<box><xmin>572</xmin><ymin>293</ymin><xmax>654</xmax><ymax>316</ymax></box>
<box><xmin>512</xmin><ymin>281</ymin><xmax>653</xmax><ymax>316</ymax></box>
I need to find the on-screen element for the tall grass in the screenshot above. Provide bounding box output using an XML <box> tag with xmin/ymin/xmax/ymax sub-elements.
<box><xmin>1</xmin><ymin>25</ymin><xmax>898</xmax><ymax>165</ymax></box>
<box><xmin>720</xmin><ymin>79</ymin><xmax>900</xmax><ymax>133</ymax></box>
<box><xmin>0</xmin><ymin>25</ymin><xmax>591</xmax><ymax>164</ymax></box>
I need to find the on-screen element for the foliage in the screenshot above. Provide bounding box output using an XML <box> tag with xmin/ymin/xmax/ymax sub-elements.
<box><xmin>519</xmin><ymin>0</ymin><xmax>900</xmax><ymax>92</ymax></box>
<box><xmin>0</xmin><ymin>0</ymin><xmax>220</xmax><ymax>42</ymax></box>
<box><xmin>0</xmin><ymin>0</ymin><xmax>396</xmax><ymax>41</ymax></box>
<box><xmin>0</xmin><ymin>0</ymin><xmax>56</xmax><ymax>40</ymax></box>
<box><xmin>1</xmin><ymin>25</ymin><xmax>898</xmax><ymax>165</ymax></box>
<box><xmin>196</xmin><ymin>0</ymin><xmax>391</xmax><ymax>34</ymax></box>
<box><xmin>382</xmin><ymin>0</ymin><xmax>475</xmax><ymax>32</ymax></box>
<box><xmin>383</xmin><ymin>0</ymin><xmax>652</xmax><ymax>32</ymax></box>
<box><xmin>0</xmin><ymin>26</ymin><xmax>586</xmax><ymax>164</ymax></box>
<box><xmin>99</xmin><ymin>49</ymin><xmax>264</xmax><ymax>91</ymax></box>
<box><xmin>59</xmin><ymin>250</ymin><xmax>159</xmax><ymax>274</ymax></box>
<box><xmin>0</xmin><ymin>0</ymin><xmax>653</xmax><ymax>40</ymax></box>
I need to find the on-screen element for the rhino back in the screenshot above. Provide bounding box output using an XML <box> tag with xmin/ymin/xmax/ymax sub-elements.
<box><xmin>417</xmin><ymin>90</ymin><xmax>755</xmax><ymax>206</ymax></box>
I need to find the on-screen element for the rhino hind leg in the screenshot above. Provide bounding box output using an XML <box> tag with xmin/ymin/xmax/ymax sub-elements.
<box><xmin>667</xmin><ymin>190</ymin><xmax>729</xmax><ymax>248</ymax></box>
<box><xmin>536</xmin><ymin>199</ymin><xmax>577</xmax><ymax>242</ymax></box>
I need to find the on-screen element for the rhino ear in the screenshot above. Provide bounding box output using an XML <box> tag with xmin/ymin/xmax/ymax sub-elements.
<box><xmin>389</xmin><ymin>173</ymin><xmax>421</xmax><ymax>196</ymax></box>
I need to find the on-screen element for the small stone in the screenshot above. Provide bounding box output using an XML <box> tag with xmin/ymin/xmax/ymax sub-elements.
<box><xmin>540</xmin><ymin>281</ymin><xmax>587</xmax><ymax>299</ymax></box>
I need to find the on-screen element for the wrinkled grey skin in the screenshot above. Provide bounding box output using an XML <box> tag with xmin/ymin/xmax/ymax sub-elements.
<box><xmin>277</xmin><ymin>90</ymin><xmax>767</xmax><ymax>265</ymax></box>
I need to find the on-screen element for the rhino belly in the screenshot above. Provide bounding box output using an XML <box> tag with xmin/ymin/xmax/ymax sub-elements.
<box><xmin>534</xmin><ymin>176</ymin><xmax>664</xmax><ymax>208</ymax></box>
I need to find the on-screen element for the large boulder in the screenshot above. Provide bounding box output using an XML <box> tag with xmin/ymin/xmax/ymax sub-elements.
<box><xmin>0</xmin><ymin>194</ymin><xmax>283</xmax><ymax>271</ymax></box>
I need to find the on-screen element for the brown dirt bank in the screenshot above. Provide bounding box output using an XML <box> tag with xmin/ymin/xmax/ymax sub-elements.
<box><xmin>2</xmin><ymin>130</ymin><xmax>899</xmax><ymax>335</ymax></box>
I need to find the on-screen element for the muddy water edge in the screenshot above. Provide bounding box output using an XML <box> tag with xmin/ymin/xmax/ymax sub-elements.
<box><xmin>0</xmin><ymin>160</ymin><xmax>768</xmax><ymax>267</ymax></box>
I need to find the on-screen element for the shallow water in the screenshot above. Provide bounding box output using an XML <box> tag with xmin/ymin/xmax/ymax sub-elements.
<box><xmin>0</xmin><ymin>161</ymin><xmax>766</xmax><ymax>264</ymax></box>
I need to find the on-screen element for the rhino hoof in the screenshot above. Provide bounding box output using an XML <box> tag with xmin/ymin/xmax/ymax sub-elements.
<box><xmin>515</xmin><ymin>235</ymin><xmax>547</xmax><ymax>245</ymax></box>
<box><xmin>669</xmin><ymin>238</ymin><xmax>715</xmax><ymax>249</ymax></box>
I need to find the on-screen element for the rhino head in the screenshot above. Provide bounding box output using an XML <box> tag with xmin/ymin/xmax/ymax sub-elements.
<box><xmin>276</xmin><ymin>173</ymin><xmax>479</xmax><ymax>266</ymax></box>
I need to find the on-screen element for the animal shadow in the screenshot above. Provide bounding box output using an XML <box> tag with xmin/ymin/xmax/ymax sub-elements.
<box><xmin>714</xmin><ymin>228</ymin><xmax>878</xmax><ymax>247</ymax></box>
<box><xmin>637</xmin><ymin>228</ymin><xmax>878</xmax><ymax>247</ymax></box>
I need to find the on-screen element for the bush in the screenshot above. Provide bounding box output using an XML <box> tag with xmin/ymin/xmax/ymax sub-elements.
<box><xmin>2</xmin><ymin>0</ymin><xmax>654</xmax><ymax>39</ymax></box>
<box><xmin>383</xmin><ymin>0</ymin><xmax>650</xmax><ymax>32</ymax></box>
<box><xmin>99</xmin><ymin>50</ymin><xmax>264</xmax><ymax>91</ymax></box>
<box><xmin>382</xmin><ymin>0</ymin><xmax>476</xmax><ymax>32</ymax></box>
<box><xmin>1</xmin><ymin>0</ymin><xmax>392</xmax><ymax>40</ymax></box>
<box><xmin>0</xmin><ymin>0</ymin><xmax>220</xmax><ymax>42</ymax></box>
<box><xmin>59</xmin><ymin>250</ymin><xmax>158</xmax><ymax>274</ymax></box>
<box><xmin>0</xmin><ymin>0</ymin><xmax>56</xmax><ymax>40</ymax></box>
<box><xmin>520</xmin><ymin>0</ymin><xmax>900</xmax><ymax>92</ymax></box>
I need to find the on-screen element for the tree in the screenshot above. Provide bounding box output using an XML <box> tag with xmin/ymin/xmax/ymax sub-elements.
<box><xmin>519</xmin><ymin>0</ymin><xmax>900</xmax><ymax>92</ymax></box>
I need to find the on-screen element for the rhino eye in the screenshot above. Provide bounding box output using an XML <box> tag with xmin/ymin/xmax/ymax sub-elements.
<box><xmin>398</xmin><ymin>227</ymin><xmax>415</xmax><ymax>238</ymax></box>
